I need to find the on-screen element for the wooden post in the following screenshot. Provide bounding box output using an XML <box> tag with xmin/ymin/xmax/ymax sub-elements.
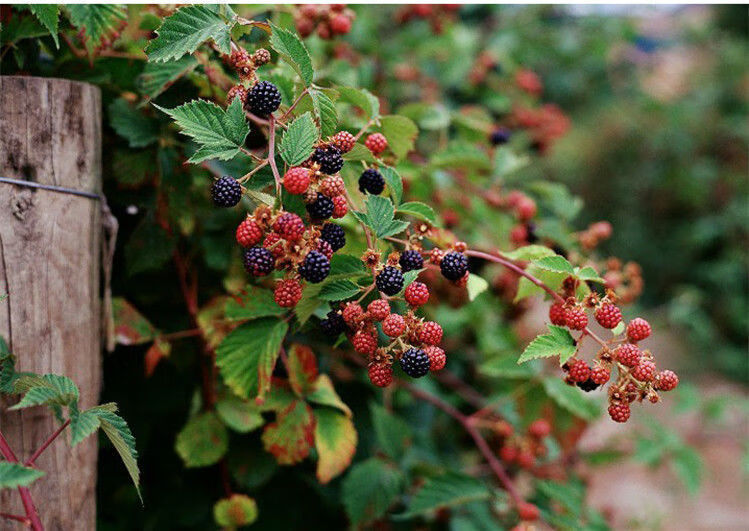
<box><xmin>0</xmin><ymin>76</ymin><xmax>102</xmax><ymax>530</ymax></box>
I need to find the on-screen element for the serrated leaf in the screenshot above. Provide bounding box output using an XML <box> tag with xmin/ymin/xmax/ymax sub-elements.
<box><xmin>216</xmin><ymin>396</ymin><xmax>264</xmax><ymax>433</ymax></box>
<box><xmin>575</xmin><ymin>266</ymin><xmax>605</xmax><ymax>283</ymax></box>
<box><xmin>137</xmin><ymin>56</ymin><xmax>199</xmax><ymax>99</ymax></box>
<box><xmin>294</xmin><ymin>283</ymin><xmax>322</xmax><ymax>325</ymax></box>
<box><xmin>466</xmin><ymin>273</ymin><xmax>489</xmax><ymax>301</ymax></box>
<box><xmin>216</xmin><ymin>319</ymin><xmax>288</xmax><ymax>401</ymax></box>
<box><xmin>319</xmin><ymin>279</ymin><xmax>360</xmax><ymax>302</ymax></box>
<box><xmin>30</xmin><ymin>4</ymin><xmax>59</xmax><ymax>48</ymax></box>
<box><xmin>224</xmin><ymin>286</ymin><xmax>284</xmax><ymax>320</ymax></box>
<box><xmin>532</xmin><ymin>255</ymin><xmax>575</xmax><ymax>275</ymax></box>
<box><xmin>108</xmin><ymin>99</ymin><xmax>159</xmax><ymax>148</ymax></box>
<box><xmin>306</xmin><ymin>374</ymin><xmax>352</xmax><ymax>417</ymax></box>
<box><xmin>398</xmin><ymin>471</ymin><xmax>490</xmax><ymax>518</ymax></box>
<box><xmin>0</xmin><ymin>338</ymin><xmax>17</xmax><ymax>394</ymax></box>
<box><xmin>262</xmin><ymin>399</ymin><xmax>315</xmax><ymax>465</ymax></box>
<box><xmin>358</xmin><ymin>195</ymin><xmax>409</xmax><ymax>239</ymax></box>
<box><xmin>370</xmin><ymin>403</ymin><xmax>411</xmax><ymax>461</ymax></box>
<box><xmin>155</xmin><ymin>98</ymin><xmax>248</xmax><ymax>163</ymax></box>
<box><xmin>214</xmin><ymin>494</ymin><xmax>258</xmax><ymax>527</ymax></box>
<box><xmin>514</xmin><ymin>267</ymin><xmax>568</xmax><ymax>303</ymax></box>
<box><xmin>175</xmin><ymin>412</ymin><xmax>228</xmax><ymax>468</ymax></box>
<box><xmin>329</xmin><ymin>254</ymin><xmax>366</xmax><ymax>277</ymax></box>
<box><xmin>397</xmin><ymin>201</ymin><xmax>436</xmax><ymax>225</ymax></box>
<box><xmin>502</xmin><ymin>245</ymin><xmax>556</xmax><ymax>262</ymax></box>
<box><xmin>380</xmin><ymin>115</ymin><xmax>418</xmax><ymax>160</ymax></box>
<box><xmin>287</xmin><ymin>344</ymin><xmax>318</xmax><ymax>397</ymax></box>
<box><xmin>269</xmin><ymin>24</ymin><xmax>313</xmax><ymax>85</ymax></box>
<box><xmin>311</xmin><ymin>90</ymin><xmax>338</xmax><ymax>138</ymax></box>
<box><xmin>67</xmin><ymin>5</ymin><xmax>126</xmax><ymax>51</ymax></box>
<box><xmin>380</xmin><ymin>167</ymin><xmax>403</xmax><ymax>206</ymax></box>
<box><xmin>70</xmin><ymin>404</ymin><xmax>114</xmax><ymax>446</ymax></box>
<box><xmin>96</xmin><ymin>408</ymin><xmax>141</xmax><ymax>499</ymax></box>
<box><xmin>0</xmin><ymin>462</ymin><xmax>44</xmax><ymax>490</ymax></box>
<box><xmin>146</xmin><ymin>5</ymin><xmax>231</xmax><ymax>62</ymax></box>
<box><xmin>518</xmin><ymin>325</ymin><xmax>576</xmax><ymax>365</ymax></box>
<box><xmin>343</xmin><ymin>143</ymin><xmax>377</xmax><ymax>164</ymax></box>
<box><xmin>398</xmin><ymin>269</ymin><xmax>422</xmax><ymax>296</ymax></box>
<box><xmin>280</xmin><ymin>112</ymin><xmax>318</xmax><ymax>166</ymax></box>
<box><xmin>314</xmin><ymin>408</ymin><xmax>357</xmax><ymax>484</ymax></box>
<box><xmin>541</xmin><ymin>377</ymin><xmax>599</xmax><ymax>420</ymax></box>
<box><xmin>342</xmin><ymin>458</ymin><xmax>404</xmax><ymax>526</ymax></box>
<box><xmin>337</xmin><ymin>87</ymin><xmax>380</xmax><ymax>120</ymax></box>
<box><xmin>11</xmin><ymin>374</ymin><xmax>79</xmax><ymax>410</ymax></box>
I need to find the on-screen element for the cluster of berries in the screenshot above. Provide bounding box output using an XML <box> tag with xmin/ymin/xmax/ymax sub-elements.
<box><xmin>294</xmin><ymin>4</ymin><xmax>355</xmax><ymax>39</ymax></box>
<box><xmin>578</xmin><ymin>220</ymin><xmax>613</xmax><ymax>251</ymax></box>
<box><xmin>226</xmin><ymin>47</ymin><xmax>272</xmax><ymax>84</ymax></box>
<box><xmin>512</xmin><ymin>103</ymin><xmax>570</xmax><ymax>154</ymax></box>
<box><xmin>602</xmin><ymin>257</ymin><xmax>644</xmax><ymax>304</ymax></box>
<box><xmin>394</xmin><ymin>4</ymin><xmax>461</xmax><ymax>34</ymax></box>
<box><xmin>514</xmin><ymin>68</ymin><xmax>543</xmax><ymax>96</ymax></box>
<box><xmin>547</xmin><ymin>285</ymin><xmax>678</xmax><ymax>422</ymax></box>
<box><xmin>497</xmin><ymin>418</ymin><xmax>551</xmax><ymax>471</ymax></box>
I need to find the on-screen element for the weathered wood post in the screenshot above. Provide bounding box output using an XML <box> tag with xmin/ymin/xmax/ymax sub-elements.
<box><xmin>0</xmin><ymin>76</ymin><xmax>102</xmax><ymax>530</ymax></box>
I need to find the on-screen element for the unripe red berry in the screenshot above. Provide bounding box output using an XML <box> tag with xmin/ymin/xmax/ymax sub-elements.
<box><xmin>274</xmin><ymin>278</ymin><xmax>303</xmax><ymax>308</ymax></box>
<box><xmin>273</xmin><ymin>212</ymin><xmax>306</xmax><ymax>241</ymax></box>
<box><xmin>626</xmin><ymin>318</ymin><xmax>652</xmax><ymax>342</ymax></box>
<box><xmin>549</xmin><ymin>303</ymin><xmax>566</xmax><ymax>326</ymax></box>
<box><xmin>342</xmin><ymin>302</ymin><xmax>364</xmax><ymax>326</ymax></box>
<box><xmin>565</xmin><ymin>305</ymin><xmax>588</xmax><ymax>330</ymax></box>
<box><xmin>368</xmin><ymin>363</ymin><xmax>393</xmax><ymax>388</ymax></box>
<box><xmin>424</xmin><ymin>345</ymin><xmax>446</xmax><ymax>371</ymax></box>
<box><xmin>319</xmin><ymin>175</ymin><xmax>346</xmax><ymax>197</ymax></box>
<box><xmin>595</xmin><ymin>303</ymin><xmax>622</xmax><ymax>329</ymax></box>
<box><xmin>367</xmin><ymin>299</ymin><xmax>390</xmax><ymax>321</ymax></box>
<box><xmin>364</xmin><ymin>133</ymin><xmax>388</xmax><ymax>155</ymax></box>
<box><xmin>608</xmin><ymin>402</ymin><xmax>631</xmax><ymax>423</ymax></box>
<box><xmin>418</xmin><ymin>321</ymin><xmax>443</xmax><ymax>346</ymax></box>
<box><xmin>509</xmin><ymin>224</ymin><xmax>528</xmax><ymax>245</ymax></box>
<box><xmin>331</xmin><ymin>131</ymin><xmax>355</xmax><ymax>153</ymax></box>
<box><xmin>516</xmin><ymin>449</ymin><xmax>535</xmax><ymax>469</ymax></box>
<box><xmin>330</xmin><ymin>13</ymin><xmax>352</xmax><ymax>35</ymax></box>
<box><xmin>332</xmin><ymin>195</ymin><xmax>348</xmax><ymax>218</ymax></box>
<box><xmin>567</xmin><ymin>358</ymin><xmax>591</xmax><ymax>383</ymax></box>
<box><xmin>590</xmin><ymin>364</ymin><xmax>611</xmax><ymax>385</ymax></box>
<box><xmin>515</xmin><ymin>196</ymin><xmax>537</xmax><ymax>221</ymax></box>
<box><xmin>631</xmin><ymin>359</ymin><xmax>656</xmax><ymax>382</ymax></box>
<box><xmin>263</xmin><ymin>232</ymin><xmax>285</xmax><ymax>258</ymax></box>
<box><xmin>517</xmin><ymin>501</ymin><xmax>540</xmax><ymax>522</ymax></box>
<box><xmin>499</xmin><ymin>445</ymin><xmax>517</xmax><ymax>463</ymax></box>
<box><xmin>352</xmin><ymin>330</ymin><xmax>377</xmax><ymax>355</ymax></box>
<box><xmin>615</xmin><ymin>344</ymin><xmax>641</xmax><ymax>368</ymax></box>
<box><xmin>283</xmin><ymin>167</ymin><xmax>311</xmax><ymax>194</ymax></box>
<box><xmin>316</xmin><ymin>239</ymin><xmax>334</xmax><ymax>260</ymax></box>
<box><xmin>528</xmin><ymin>419</ymin><xmax>551</xmax><ymax>439</ymax></box>
<box><xmin>382</xmin><ymin>313</ymin><xmax>406</xmax><ymax>337</ymax></box>
<box><xmin>236</xmin><ymin>218</ymin><xmax>263</xmax><ymax>247</ymax></box>
<box><xmin>654</xmin><ymin>369</ymin><xmax>679</xmax><ymax>391</ymax></box>
<box><xmin>404</xmin><ymin>281</ymin><xmax>430</xmax><ymax>307</ymax></box>
<box><xmin>226</xmin><ymin>85</ymin><xmax>248</xmax><ymax>106</ymax></box>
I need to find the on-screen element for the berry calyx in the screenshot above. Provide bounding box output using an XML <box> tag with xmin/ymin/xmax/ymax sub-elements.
<box><xmin>368</xmin><ymin>363</ymin><xmax>393</xmax><ymax>388</ymax></box>
<box><xmin>382</xmin><ymin>313</ymin><xmax>406</xmax><ymax>337</ymax></box>
<box><xmin>626</xmin><ymin>317</ymin><xmax>652</xmax><ymax>342</ymax></box>
<box><xmin>273</xmin><ymin>212</ymin><xmax>305</xmax><ymax>241</ymax></box>
<box><xmin>418</xmin><ymin>321</ymin><xmax>443</xmax><ymax>346</ymax></box>
<box><xmin>358</xmin><ymin>168</ymin><xmax>385</xmax><ymax>195</ymax></box>
<box><xmin>608</xmin><ymin>402</ymin><xmax>631</xmax><ymax>423</ymax></box>
<box><xmin>565</xmin><ymin>305</ymin><xmax>588</xmax><ymax>330</ymax></box>
<box><xmin>283</xmin><ymin>167</ymin><xmax>311</xmax><ymax>194</ymax></box>
<box><xmin>364</xmin><ymin>133</ymin><xmax>388</xmax><ymax>155</ymax></box>
<box><xmin>298</xmin><ymin>250</ymin><xmax>331</xmax><ymax>283</ymax></box>
<box><xmin>245</xmin><ymin>80</ymin><xmax>282</xmax><ymax>116</ymax></box>
<box><xmin>399</xmin><ymin>250</ymin><xmax>424</xmax><ymax>272</ymax></box>
<box><xmin>595</xmin><ymin>303</ymin><xmax>622</xmax><ymax>329</ymax></box>
<box><xmin>615</xmin><ymin>344</ymin><xmax>641</xmax><ymax>368</ymax></box>
<box><xmin>567</xmin><ymin>358</ymin><xmax>591</xmax><ymax>383</ymax></box>
<box><xmin>274</xmin><ymin>278</ymin><xmax>303</xmax><ymax>308</ymax></box>
<box><xmin>424</xmin><ymin>345</ymin><xmax>446</xmax><ymax>371</ymax></box>
<box><xmin>320</xmin><ymin>223</ymin><xmax>346</xmax><ymax>251</ymax></box>
<box><xmin>236</xmin><ymin>218</ymin><xmax>263</xmax><ymax>247</ymax></box>
<box><xmin>243</xmin><ymin>247</ymin><xmax>275</xmax><ymax>276</ymax></box>
<box><xmin>654</xmin><ymin>369</ymin><xmax>679</xmax><ymax>391</ymax></box>
<box><xmin>211</xmin><ymin>176</ymin><xmax>242</xmax><ymax>207</ymax></box>
<box><xmin>400</xmin><ymin>347</ymin><xmax>430</xmax><ymax>378</ymax></box>
<box><xmin>352</xmin><ymin>330</ymin><xmax>377</xmax><ymax>355</ymax></box>
<box><xmin>404</xmin><ymin>282</ymin><xmax>430</xmax><ymax>307</ymax></box>
<box><xmin>549</xmin><ymin>303</ymin><xmax>566</xmax><ymax>326</ymax></box>
<box><xmin>376</xmin><ymin>266</ymin><xmax>405</xmax><ymax>296</ymax></box>
<box><xmin>366</xmin><ymin>299</ymin><xmax>390</xmax><ymax>321</ymax></box>
<box><xmin>440</xmin><ymin>251</ymin><xmax>468</xmax><ymax>281</ymax></box>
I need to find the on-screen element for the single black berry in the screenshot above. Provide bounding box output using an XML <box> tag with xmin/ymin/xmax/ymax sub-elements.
<box><xmin>376</xmin><ymin>266</ymin><xmax>404</xmax><ymax>296</ymax></box>
<box><xmin>576</xmin><ymin>378</ymin><xmax>600</xmax><ymax>392</ymax></box>
<box><xmin>439</xmin><ymin>252</ymin><xmax>468</xmax><ymax>281</ymax></box>
<box><xmin>320</xmin><ymin>310</ymin><xmax>346</xmax><ymax>337</ymax></box>
<box><xmin>399</xmin><ymin>250</ymin><xmax>424</xmax><ymax>272</ymax></box>
<box><xmin>306</xmin><ymin>195</ymin><xmax>335</xmax><ymax>220</ymax></box>
<box><xmin>298</xmin><ymin>250</ymin><xmax>330</xmax><ymax>283</ymax></box>
<box><xmin>400</xmin><ymin>347</ymin><xmax>430</xmax><ymax>378</ymax></box>
<box><xmin>320</xmin><ymin>223</ymin><xmax>346</xmax><ymax>251</ymax></box>
<box><xmin>358</xmin><ymin>168</ymin><xmax>385</xmax><ymax>195</ymax></box>
<box><xmin>312</xmin><ymin>145</ymin><xmax>344</xmax><ymax>175</ymax></box>
<box><xmin>211</xmin><ymin>176</ymin><xmax>242</xmax><ymax>207</ymax></box>
<box><xmin>243</xmin><ymin>247</ymin><xmax>275</xmax><ymax>276</ymax></box>
<box><xmin>526</xmin><ymin>222</ymin><xmax>538</xmax><ymax>244</ymax></box>
<box><xmin>490</xmin><ymin>128</ymin><xmax>511</xmax><ymax>146</ymax></box>
<box><xmin>245</xmin><ymin>81</ymin><xmax>282</xmax><ymax>116</ymax></box>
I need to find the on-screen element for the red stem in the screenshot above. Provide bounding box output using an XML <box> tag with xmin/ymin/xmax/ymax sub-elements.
<box><xmin>0</xmin><ymin>512</ymin><xmax>30</xmax><ymax>524</ymax></box>
<box><xmin>267</xmin><ymin>116</ymin><xmax>282</xmax><ymax>199</ymax></box>
<box><xmin>25</xmin><ymin>419</ymin><xmax>70</xmax><ymax>467</ymax></box>
<box><xmin>0</xmin><ymin>430</ymin><xmax>43</xmax><ymax>530</ymax></box>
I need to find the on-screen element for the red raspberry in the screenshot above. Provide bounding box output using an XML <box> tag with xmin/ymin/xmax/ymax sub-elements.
<box><xmin>274</xmin><ymin>278</ymin><xmax>303</xmax><ymax>308</ymax></box>
<box><xmin>319</xmin><ymin>175</ymin><xmax>345</xmax><ymax>197</ymax></box>
<box><xmin>273</xmin><ymin>212</ymin><xmax>306</xmax><ymax>241</ymax></box>
<box><xmin>595</xmin><ymin>303</ymin><xmax>622</xmax><ymax>329</ymax></box>
<box><xmin>418</xmin><ymin>321</ymin><xmax>443</xmax><ymax>346</ymax></box>
<box><xmin>331</xmin><ymin>131</ymin><xmax>355</xmax><ymax>153</ymax></box>
<box><xmin>342</xmin><ymin>302</ymin><xmax>364</xmax><ymax>326</ymax></box>
<box><xmin>615</xmin><ymin>344</ymin><xmax>641</xmax><ymax>368</ymax></box>
<box><xmin>549</xmin><ymin>303</ymin><xmax>566</xmax><ymax>326</ymax></box>
<box><xmin>382</xmin><ymin>313</ymin><xmax>405</xmax><ymax>337</ymax></box>
<box><xmin>608</xmin><ymin>402</ymin><xmax>631</xmax><ymax>423</ymax></box>
<box><xmin>352</xmin><ymin>330</ymin><xmax>377</xmax><ymax>355</ymax></box>
<box><xmin>565</xmin><ymin>305</ymin><xmax>588</xmax><ymax>330</ymax></box>
<box><xmin>626</xmin><ymin>318</ymin><xmax>652</xmax><ymax>342</ymax></box>
<box><xmin>364</xmin><ymin>133</ymin><xmax>388</xmax><ymax>155</ymax></box>
<box><xmin>263</xmin><ymin>232</ymin><xmax>285</xmax><ymax>258</ymax></box>
<box><xmin>404</xmin><ymin>282</ymin><xmax>430</xmax><ymax>307</ymax></box>
<box><xmin>516</xmin><ymin>449</ymin><xmax>535</xmax><ymax>469</ymax></box>
<box><xmin>316</xmin><ymin>239</ymin><xmax>334</xmax><ymax>260</ymax></box>
<box><xmin>367</xmin><ymin>299</ymin><xmax>390</xmax><ymax>321</ymax></box>
<box><xmin>236</xmin><ymin>218</ymin><xmax>263</xmax><ymax>247</ymax></box>
<box><xmin>499</xmin><ymin>445</ymin><xmax>517</xmax><ymax>463</ymax></box>
<box><xmin>283</xmin><ymin>167</ymin><xmax>311</xmax><ymax>195</ymax></box>
<box><xmin>590</xmin><ymin>364</ymin><xmax>611</xmax><ymax>385</ymax></box>
<box><xmin>654</xmin><ymin>369</ymin><xmax>679</xmax><ymax>391</ymax></box>
<box><xmin>368</xmin><ymin>363</ymin><xmax>393</xmax><ymax>388</ymax></box>
<box><xmin>631</xmin><ymin>359</ymin><xmax>656</xmax><ymax>382</ymax></box>
<box><xmin>330</xmin><ymin>13</ymin><xmax>352</xmax><ymax>35</ymax></box>
<box><xmin>332</xmin><ymin>195</ymin><xmax>348</xmax><ymax>218</ymax></box>
<box><xmin>567</xmin><ymin>358</ymin><xmax>591</xmax><ymax>383</ymax></box>
<box><xmin>517</xmin><ymin>502</ymin><xmax>540</xmax><ymax>522</ymax></box>
<box><xmin>509</xmin><ymin>224</ymin><xmax>528</xmax><ymax>245</ymax></box>
<box><xmin>528</xmin><ymin>419</ymin><xmax>551</xmax><ymax>439</ymax></box>
<box><xmin>424</xmin><ymin>346</ymin><xmax>446</xmax><ymax>371</ymax></box>
<box><xmin>515</xmin><ymin>196</ymin><xmax>537</xmax><ymax>221</ymax></box>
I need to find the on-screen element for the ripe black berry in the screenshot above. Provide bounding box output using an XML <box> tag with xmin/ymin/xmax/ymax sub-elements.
<box><xmin>245</xmin><ymin>80</ymin><xmax>282</xmax><ymax>116</ymax></box>
<box><xmin>490</xmin><ymin>128</ymin><xmax>511</xmax><ymax>146</ymax></box>
<box><xmin>320</xmin><ymin>310</ymin><xmax>346</xmax><ymax>337</ymax></box>
<box><xmin>312</xmin><ymin>145</ymin><xmax>344</xmax><ymax>175</ymax></box>
<box><xmin>358</xmin><ymin>168</ymin><xmax>385</xmax><ymax>195</ymax></box>
<box><xmin>439</xmin><ymin>252</ymin><xmax>468</xmax><ymax>281</ymax></box>
<box><xmin>399</xmin><ymin>250</ymin><xmax>424</xmax><ymax>272</ymax></box>
<box><xmin>320</xmin><ymin>223</ymin><xmax>346</xmax><ymax>251</ymax></box>
<box><xmin>211</xmin><ymin>176</ymin><xmax>242</xmax><ymax>207</ymax></box>
<box><xmin>576</xmin><ymin>378</ymin><xmax>600</xmax><ymax>392</ymax></box>
<box><xmin>243</xmin><ymin>247</ymin><xmax>275</xmax><ymax>276</ymax></box>
<box><xmin>376</xmin><ymin>266</ymin><xmax>404</xmax><ymax>296</ymax></box>
<box><xmin>400</xmin><ymin>347</ymin><xmax>430</xmax><ymax>378</ymax></box>
<box><xmin>298</xmin><ymin>250</ymin><xmax>330</xmax><ymax>283</ymax></box>
<box><xmin>306</xmin><ymin>195</ymin><xmax>335</xmax><ymax>220</ymax></box>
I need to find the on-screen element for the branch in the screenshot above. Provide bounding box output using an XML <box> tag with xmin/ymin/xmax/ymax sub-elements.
<box><xmin>0</xmin><ymin>431</ymin><xmax>43</xmax><ymax>530</ymax></box>
<box><xmin>0</xmin><ymin>513</ymin><xmax>30</xmax><ymax>525</ymax></box>
<box><xmin>267</xmin><ymin>116</ymin><xmax>283</xmax><ymax>198</ymax></box>
<box><xmin>25</xmin><ymin>419</ymin><xmax>70</xmax><ymax>467</ymax></box>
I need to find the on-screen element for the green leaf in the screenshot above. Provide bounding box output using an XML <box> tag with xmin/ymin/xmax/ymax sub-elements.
<box><xmin>137</xmin><ymin>56</ymin><xmax>199</xmax><ymax>100</ymax></box>
<box><xmin>397</xmin><ymin>201</ymin><xmax>436</xmax><ymax>225</ymax></box>
<box><xmin>329</xmin><ymin>254</ymin><xmax>366</xmax><ymax>277</ymax></box>
<box><xmin>67</xmin><ymin>5</ymin><xmax>126</xmax><ymax>51</ymax></box>
<box><xmin>0</xmin><ymin>462</ymin><xmax>44</xmax><ymax>490</ymax></box>
<box><xmin>430</xmin><ymin>142</ymin><xmax>491</xmax><ymax>171</ymax></box>
<box><xmin>343</xmin><ymin>143</ymin><xmax>377</xmax><ymax>164</ymax></box>
<box><xmin>306</xmin><ymin>375</ymin><xmax>352</xmax><ymax>417</ymax></box>
<box><xmin>493</xmin><ymin>146</ymin><xmax>529</xmax><ymax>178</ymax></box>
<box><xmin>262</xmin><ymin>399</ymin><xmax>315</xmax><ymax>465</ymax></box>
<box><xmin>399</xmin><ymin>471</ymin><xmax>490</xmax><ymax>518</ymax></box>
<box><xmin>294</xmin><ymin>283</ymin><xmax>322</xmax><ymax>325</ymax></box>
<box><xmin>216</xmin><ymin>319</ymin><xmax>288</xmax><ymax>401</ymax></box>
<box><xmin>96</xmin><ymin>408</ymin><xmax>141</xmax><ymax>500</ymax></box>
<box><xmin>466</xmin><ymin>273</ymin><xmax>489</xmax><ymax>301</ymax></box>
<box><xmin>11</xmin><ymin>374</ymin><xmax>79</xmax><ymax>410</ymax></box>
<box><xmin>112</xmin><ymin>298</ymin><xmax>157</xmax><ymax>345</ymax></box>
<box><xmin>269</xmin><ymin>24</ymin><xmax>313</xmax><ymax>85</ymax></box>
<box><xmin>370</xmin><ymin>403</ymin><xmax>411</xmax><ymax>461</ymax></box>
<box><xmin>542</xmin><ymin>377</ymin><xmax>599</xmax><ymax>420</ymax></box>
<box><xmin>279</xmin><ymin>112</ymin><xmax>318</xmax><ymax>166</ymax></box>
<box><xmin>29</xmin><ymin>4</ymin><xmax>60</xmax><ymax>48</ymax></box>
<box><xmin>175</xmin><ymin>412</ymin><xmax>229</xmax><ymax>468</ymax></box>
<box><xmin>611</xmin><ymin>321</ymin><xmax>625</xmax><ymax>336</ymax></box>
<box><xmin>518</xmin><ymin>325</ymin><xmax>576</xmax><ymax>365</ymax></box>
<box><xmin>381</xmin><ymin>167</ymin><xmax>403</xmax><ymax>206</ymax></box>
<box><xmin>342</xmin><ymin>458</ymin><xmax>404</xmax><ymax>526</ymax></box>
<box><xmin>319</xmin><ymin>279</ymin><xmax>360</xmax><ymax>302</ymax></box>
<box><xmin>314</xmin><ymin>408</ymin><xmax>357</xmax><ymax>484</ymax></box>
<box><xmin>311</xmin><ymin>90</ymin><xmax>338</xmax><ymax>138</ymax></box>
<box><xmin>224</xmin><ymin>286</ymin><xmax>284</xmax><ymax>320</ymax></box>
<box><xmin>286</xmin><ymin>344</ymin><xmax>318</xmax><ymax>397</ymax></box>
<box><xmin>69</xmin><ymin>403</ymin><xmax>117</xmax><ymax>446</ymax></box>
<box><xmin>672</xmin><ymin>446</ymin><xmax>702</xmax><ymax>494</ymax></box>
<box><xmin>108</xmin><ymin>99</ymin><xmax>159</xmax><ymax>148</ymax></box>
<box><xmin>502</xmin><ymin>245</ymin><xmax>556</xmax><ymax>262</ymax></box>
<box><xmin>514</xmin><ymin>267</ymin><xmax>568</xmax><ymax>303</ymax></box>
<box><xmin>145</xmin><ymin>5</ymin><xmax>231</xmax><ymax>62</ymax></box>
<box><xmin>216</xmin><ymin>396</ymin><xmax>264</xmax><ymax>433</ymax></box>
<box><xmin>155</xmin><ymin>97</ymin><xmax>249</xmax><ymax>163</ymax></box>
<box><xmin>532</xmin><ymin>255</ymin><xmax>575</xmax><ymax>275</ymax></box>
<box><xmin>214</xmin><ymin>494</ymin><xmax>258</xmax><ymax>527</ymax></box>
<box><xmin>380</xmin><ymin>115</ymin><xmax>418</xmax><ymax>160</ymax></box>
<box><xmin>356</xmin><ymin>195</ymin><xmax>410</xmax><ymax>239</ymax></box>
<box><xmin>479</xmin><ymin>355</ymin><xmax>536</xmax><ymax>379</ymax></box>
<box><xmin>575</xmin><ymin>266</ymin><xmax>605</xmax><ymax>283</ymax></box>
<box><xmin>337</xmin><ymin>87</ymin><xmax>380</xmax><ymax>121</ymax></box>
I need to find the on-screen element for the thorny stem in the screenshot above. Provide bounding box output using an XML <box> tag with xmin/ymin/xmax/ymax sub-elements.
<box><xmin>268</xmin><ymin>116</ymin><xmax>283</xmax><ymax>199</ymax></box>
<box><xmin>0</xmin><ymin>430</ymin><xmax>44</xmax><ymax>530</ymax></box>
<box><xmin>25</xmin><ymin>420</ymin><xmax>71</xmax><ymax>467</ymax></box>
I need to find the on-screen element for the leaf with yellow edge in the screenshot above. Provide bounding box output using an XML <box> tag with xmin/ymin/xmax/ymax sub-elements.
<box><xmin>261</xmin><ymin>400</ymin><xmax>315</xmax><ymax>465</ymax></box>
<box><xmin>287</xmin><ymin>344</ymin><xmax>318</xmax><ymax>397</ymax></box>
<box><xmin>314</xmin><ymin>408</ymin><xmax>357</xmax><ymax>484</ymax></box>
